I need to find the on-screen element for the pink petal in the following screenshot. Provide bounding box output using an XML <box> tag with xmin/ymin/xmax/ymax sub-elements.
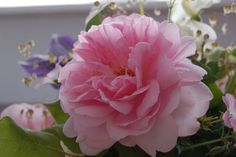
<box><xmin>128</xmin><ymin>42</ymin><xmax>179</xmax><ymax>89</ymax></box>
<box><xmin>109</xmin><ymin>101</ymin><xmax>134</xmax><ymax>115</ymax></box>
<box><xmin>79</xmin><ymin>142</ymin><xmax>103</xmax><ymax>156</ymax></box>
<box><xmin>172</xmin><ymin>82</ymin><xmax>212</xmax><ymax>136</ymax></box>
<box><xmin>223</xmin><ymin>94</ymin><xmax>236</xmax><ymax>110</ymax></box>
<box><xmin>75</xmin><ymin>101</ymin><xmax>113</xmax><ymax>117</ymax></box>
<box><xmin>136</xmin><ymin>80</ymin><xmax>160</xmax><ymax>117</ymax></box>
<box><xmin>159</xmin><ymin>86</ymin><xmax>180</xmax><ymax>116</ymax></box>
<box><xmin>63</xmin><ymin>117</ymin><xmax>77</xmax><ymax>138</ymax></box>
<box><xmin>176</xmin><ymin>59</ymin><xmax>207</xmax><ymax>85</ymax></box>
<box><xmin>155</xmin><ymin>52</ymin><xmax>180</xmax><ymax>89</ymax></box>
<box><xmin>119</xmin><ymin>137</ymin><xmax>136</xmax><ymax>147</ymax></box>
<box><xmin>131</xmin><ymin>116</ymin><xmax>178</xmax><ymax>156</ymax></box>
<box><xmin>159</xmin><ymin>21</ymin><xmax>180</xmax><ymax>44</ymax></box>
<box><xmin>168</xmin><ymin>37</ymin><xmax>196</xmax><ymax>62</ymax></box>
<box><xmin>75</xmin><ymin>124</ymin><xmax>115</xmax><ymax>149</ymax></box>
<box><xmin>223</xmin><ymin>111</ymin><xmax>232</xmax><ymax>128</ymax></box>
<box><xmin>72</xmin><ymin>114</ymin><xmax>106</xmax><ymax>127</ymax></box>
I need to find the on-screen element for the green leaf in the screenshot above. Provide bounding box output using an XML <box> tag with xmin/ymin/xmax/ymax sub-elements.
<box><xmin>45</xmin><ymin>101</ymin><xmax>69</xmax><ymax>124</ymax></box>
<box><xmin>85</xmin><ymin>2</ymin><xmax>113</xmax><ymax>31</ymax></box>
<box><xmin>193</xmin><ymin>60</ymin><xmax>227</xmax><ymax>84</ymax></box>
<box><xmin>193</xmin><ymin>60</ymin><xmax>215</xmax><ymax>84</ymax></box>
<box><xmin>0</xmin><ymin>117</ymin><xmax>64</xmax><ymax>157</ymax></box>
<box><xmin>97</xmin><ymin>146</ymin><xmax>119</xmax><ymax>157</ymax></box>
<box><xmin>43</xmin><ymin>125</ymin><xmax>81</xmax><ymax>154</ymax></box>
<box><xmin>225</xmin><ymin>72</ymin><xmax>236</xmax><ymax>93</ymax></box>
<box><xmin>208</xmin><ymin>83</ymin><xmax>225</xmax><ymax>111</ymax></box>
<box><xmin>208</xmin><ymin>49</ymin><xmax>225</xmax><ymax>62</ymax></box>
<box><xmin>206</xmin><ymin>62</ymin><xmax>227</xmax><ymax>80</ymax></box>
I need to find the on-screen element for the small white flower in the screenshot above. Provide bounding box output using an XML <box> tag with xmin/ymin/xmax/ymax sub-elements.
<box><xmin>171</xmin><ymin>0</ymin><xmax>220</xmax><ymax>50</ymax></box>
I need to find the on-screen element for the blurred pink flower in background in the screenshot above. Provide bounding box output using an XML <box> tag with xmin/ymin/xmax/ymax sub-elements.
<box><xmin>59</xmin><ymin>14</ymin><xmax>212</xmax><ymax>156</ymax></box>
<box><xmin>0</xmin><ymin>103</ymin><xmax>55</xmax><ymax>131</ymax></box>
<box><xmin>223</xmin><ymin>94</ymin><xmax>236</xmax><ymax>131</ymax></box>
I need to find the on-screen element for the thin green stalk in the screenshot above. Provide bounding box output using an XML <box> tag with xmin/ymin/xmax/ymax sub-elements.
<box><xmin>139</xmin><ymin>0</ymin><xmax>144</xmax><ymax>15</ymax></box>
<box><xmin>168</xmin><ymin>0</ymin><xmax>176</xmax><ymax>21</ymax></box>
<box><xmin>182</xmin><ymin>135</ymin><xmax>234</xmax><ymax>152</ymax></box>
<box><xmin>210</xmin><ymin>119</ymin><xmax>223</xmax><ymax>125</ymax></box>
<box><xmin>47</xmin><ymin>146</ymin><xmax>84</xmax><ymax>157</ymax></box>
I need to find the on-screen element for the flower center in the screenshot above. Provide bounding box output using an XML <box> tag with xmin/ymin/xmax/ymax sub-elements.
<box><xmin>115</xmin><ymin>66</ymin><xmax>135</xmax><ymax>76</ymax></box>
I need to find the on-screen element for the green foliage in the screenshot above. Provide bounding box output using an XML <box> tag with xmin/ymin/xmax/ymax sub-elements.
<box><xmin>208</xmin><ymin>50</ymin><xmax>225</xmax><ymax>62</ymax></box>
<box><xmin>193</xmin><ymin>60</ymin><xmax>227</xmax><ymax>84</ymax></box>
<box><xmin>208</xmin><ymin>83</ymin><xmax>225</xmax><ymax>111</ymax></box>
<box><xmin>45</xmin><ymin>101</ymin><xmax>69</xmax><ymax>124</ymax></box>
<box><xmin>115</xmin><ymin>143</ymin><xmax>150</xmax><ymax>157</ymax></box>
<box><xmin>0</xmin><ymin>117</ymin><xmax>83</xmax><ymax>157</ymax></box>
<box><xmin>158</xmin><ymin>148</ymin><xmax>178</xmax><ymax>157</ymax></box>
<box><xmin>43</xmin><ymin>125</ymin><xmax>81</xmax><ymax>154</ymax></box>
<box><xmin>0</xmin><ymin>117</ymin><xmax>64</xmax><ymax>157</ymax></box>
<box><xmin>225</xmin><ymin>72</ymin><xmax>236</xmax><ymax>93</ymax></box>
<box><xmin>98</xmin><ymin>143</ymin><xmax>150</xmax><ymax>157</ymax></box>
<box><xmin>85</xmin><ymin>2</ymin><xmax>114</xmax><ymax>31</ymax></box>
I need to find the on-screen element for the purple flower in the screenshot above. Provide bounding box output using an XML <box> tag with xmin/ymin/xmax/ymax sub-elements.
<box><xmin>19</xmin><ymin>54</ymin><xmax>55</xmax><ymax>77</ymax></box>
<box><xmin>49</xmin><ymin>34</ymin><xmax>76</xmax><ymax>57</ymax></box>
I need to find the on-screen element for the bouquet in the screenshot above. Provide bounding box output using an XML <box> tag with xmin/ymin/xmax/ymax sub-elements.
<box><xmin>1</xmin><ymin>0</ymin><xmax>236</xmax><ymax>157</ymax></box>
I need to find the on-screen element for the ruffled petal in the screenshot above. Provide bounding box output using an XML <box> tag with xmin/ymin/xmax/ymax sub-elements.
<box><xmin>131</xmin><ymin>116</ymin><xmax>178</xmax><ymax>156</ymax></box>
<box><xmin>172</xmin><ymin>82</ymin><xmax>212</xmax><ymax>136</ymax></box>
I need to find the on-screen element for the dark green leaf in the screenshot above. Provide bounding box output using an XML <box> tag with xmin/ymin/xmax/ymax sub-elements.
<box><xmin>193</xmin><ymin>61</ymin><xmax>227</xmax><ymax>84</ymax></box>
<box><xmin>45</xmin><ymin>101</ymin><xmax>69</xmax><ymax>124</ymax></box>
<box><xmin>208</xmin><ymin>50</ymin><xmax>225</xmax><ymax>62</ymax></box>
<box><xmin>193</xmin><ymin>60</ymin><xmax>216</xmax><ymax>84</ymax></box>
<box><xmin>97</xmin><ymin>146</ymin><xmax>119</xmax><ymax>157</ymax></box>
<box><xmin>158</xmin><ymin>148</ymin><xmax>178</xmax><ymax>157</ymax></box>
<box><xmin>0</xmin><ymin>117</ymin><xmax>64</xmax><ymax>157</ymax></box>
<box><xmin>208</xmin><ymin>83</ymin><xmax>225</xmax><ymax>111</ymax></box>
<box><xmin>207</xmin><ymin>62</ymin><xmax>227</xmax><ymax>80</ymax></box>
<box><xmin>115</xmin><ymin>143</ymin><xmax>150</xmax><ymax>157</ymax></box>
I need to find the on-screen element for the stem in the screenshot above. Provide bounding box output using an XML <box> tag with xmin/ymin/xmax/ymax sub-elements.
<box><xmin>201</xmin><ymin>41</ymin><xmax>206</xmax><ymax>59</ymax></box>
<box><xmin>182</xmin><ymin>135</ymin><xmax>234</xmax><ymax>152</ymax></box>
<box><xmin>168</xmin><ymin>0</ymin><xmax>176</xmax><ymax>21</ymax></box>
<box><xmin>210</xmin><ymin>119</ymin><xmax>223</xmax><ymax>125</ymax></box>
<box><xmin>139</xmin><ymin>0</ymin><xmax>144</xmax><ymax>15</ymax></box>
<box><xmin>46</xmin><ymin>146</ymin><xmax>84</xmax><ymax>157</ymax></box>
<box><xmin>225</xmin><ymin>49</ymin><xmax>232</xmax><ymax>86</ymax></box>
<box><xmin>64</xmin><ymin>152</ymin><xmax>85</xmax><ymax>157</ymax></box>
<box><xmin>64</xmin><ymin>152</ymin><xmax>84</xmax><ymax>157</ymax></box>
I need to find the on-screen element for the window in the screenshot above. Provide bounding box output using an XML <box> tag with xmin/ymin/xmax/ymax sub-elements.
<box><xmin>0</xmin><ymin>0</ymin><xmax>167</xmax><ymax>8</ymax></box>
<box><xmin>0</xmin><ymin>0</ymin><xmax>104</xmax><ymax>8</ymax></box>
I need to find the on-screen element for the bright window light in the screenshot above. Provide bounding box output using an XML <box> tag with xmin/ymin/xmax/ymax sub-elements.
<box><xmin>0</xmin><ymin>0</ymin><xmax>105</xmax><ymax>8</ymax></box>
<box><xmin>0</xmin><ymin>0</ymin><xmax>167</xmax><ymax>8</ymax></box>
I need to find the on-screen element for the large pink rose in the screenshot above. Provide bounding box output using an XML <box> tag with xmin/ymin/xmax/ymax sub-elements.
<box><xmin>1</xmin><ymin>103</ymin><xmax>55</xmax><ymax>131</ymax></box>
<box><xmin>59</xmin><ymin>14</ymin><xmax>212</xmax><ymax>156</ymax></box>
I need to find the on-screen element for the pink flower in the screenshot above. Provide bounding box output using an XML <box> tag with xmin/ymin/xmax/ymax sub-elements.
<box><xmin>223</xmin><ymin>94</ymin><xmax>236</xmax><ymax>131</ymax></box>
<box><xmin>1</xmin><ymin>103</ymin><xmax>55</xmax><ymax>131</ymax></box>
<box><xmin>59</xmin><ymin>14</ymin><xmax>212</xmax><ymax>156</ymax></box>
